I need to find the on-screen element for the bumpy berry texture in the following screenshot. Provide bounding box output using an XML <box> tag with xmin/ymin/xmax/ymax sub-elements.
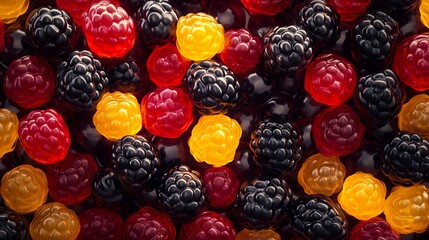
<box><xmin>304</xmin><ymin>53</ymin><xmax>356</xmax><ymax>106</ymax></box>
<box><xmin>384</xmin><ymin>185</ymin><xmax>429</xmax><ymax>234</ymax></box>
<box><xmin>351</xmin><ymin>11</ymin><xmax>400</xmax><ymax>67</ymax></box>
<box><xmin>234</xmin><ymin>177</ymin><xmax>293</xmax><ymax>229</ymax></box>
<box><xmin>0</xmin><ymin>109</ymin><xmax>19</xmax><ymax>158</ymax></box>
<box><xmin>141</xmin><ymin>87</ymin><xmax>194</xmax><ymax>138</ymax></box>
<box><xmin>134</xmin><ymin>0</ymin><xmax>179</xmax><ymax>45</ymax></box>
<box><xmin>250</xmin><ymin>119</ymin><xmax>302</xmax><ymax>175</ymax></box>
<box><xmin>327</xmin><ymin>0</ymin><xmax>371</xmax><ymax>22</ymax></box>
<box><xmin>0</xmin><ymin>165</ymin><xmax>48</xmax><ymax>214</ymax></box>
<box><xmin>29</xmin><ymin>202</ymin><xmax>80</xmax><ymax>240</ymax></box>
<box><xmin>93</xmin><ymin>91</ymin><xmax>142</xmax><ymax>141</ymax></box>
<box><xmin>398</xmin><ymin>94</ymin><xmax>429</xmax><ymax>137</ymax></box>
<box><xmin>240</xmin><ymin>0</ymin><xmax>291</xmax><ymax>15</ymax></box>
<box><xmin>338</xmin><ymin>172</ymin><xmax>387</xmax><ymax>220</ymax></box>
<box><xmin>312</xmin><ymin>104</ymin><xmax>365</xmax><ymax>156</ymax></box>
<box><xmin>0</xmin><ymin>207</ymin><xmax>29</xmax><ymax>240</ymax></box>
<box><xmin>77</xmin><ymin>208</ymin><xmax>122</xmax><ymax>240</ymax></box>
<box><xmin>108</xmin><ymin>57</ymin><xmax>145</xmax><ymax>94</ymax></box>
<box><xmin>18</xmin><ymin>109</ymin><xmax>71</xmax><ymax>164</ymax></box>
<box><xmin>393</xmin><ymin>33</ymin><xmax>429</xmax><ymax>91</ymax></box>
<box><xmin>0</xmin><ymin>0</ymin><xmax>29</xmax><ymax>24</ymax></box>
<box><xmin>182</xmin><ymin>60</ymin><xmax>240</xmax><ymax>115</ymax></box>
<box><xmin>123</xmin><ymin>206</ymin><xmax>176</xmax><ymax>240</ymax></box>
<box><xmin>46</xmin><ymin>152</ymin><xmax>99</xmax><ymax>206</ymax></box>
<box><xmin>298</xmin><ymin>153</ymin><xmax>346</xmax><ymax>196</ymax></box>
<box><xmin>92</xmin><ymin>169</ymin><xmax>129</xmax><ymax>210</ymax></box>
<box><xmin>81</xmin><ymin>1</ymin><xmax>136</xmax><ymax>58</ymax></box>
<box><xmin>179</xmin><ymin>211</ymin><xmax>236</xmax><ymax>240</ymax></box>
<box><xmin>292</xmin><ymin>195</ymin><xmax>348</xmax><ymax>240</ymax></box>
<box><xmin>56</xmin><ymin>0</ymin><xmax>101</xmax><ymax>26</ymax></box>
<box><xmin>350</xmin><ymin>217</ymin><xmax>400</xmax><ymax>240</ymax></box>
<box><xmin>26</xmin><ymin>7</ymin><xmax>78</xmax><ymax>59</ymax></box>
<box><xmin>202</xmin><ymin>166</ymin><xmax>240</xmax><ymax>208</ymax></box>
<box><xmin>354</xmin><ymin>69</ymin><xmax>404</xmax><ymax>125</ymax></box>
<box><xmin>112</xmin><ymin>135</ymin><xmax>162</xmax><ymax>191</ymax></box>
<box><xmin>219</xmin><ymin>28</ymin><xmax>262</xmax><ymax>75</ymax></box>
<box><xmin>296</xmin><ymin>0</ymin><xmax>340</xmax><ymax>46</ymax></box>
<box><xmin>382</xmin><ymin>132</ymin><xmax>429</xmax><ymax>185</ymax></box>
<box><xmin>189</xmin><ymin>115</ymin><xmax>242</xmax><ymax>167</ymax></box>
<box><xmin>4</xmin><ymin>55</ymin><xmax>55</xmax><ymax>109</ymax></box>
<box><xmin>56</xmin><ymin>50</ymin><xmax>109</xmax><ymax>112</ymax></box>
<box><xmin>421</xmin><ymin>0</ymin><xmax>429</xmax><ymax>29</ymax></box>
<box><xmin>176</xmin><ymin>13</ymin><xmax>224</xmax><ymax>61</ymax></box>
<box><xmin>157</xmin><ymin>165</ymin><xmax>207</xmax><ymax>222</ymax></box>
<box><xmin>236</xmin><ymin>228</ymin><xmax>281</xmax><ymax>240</ymax></box>
<box><xmin>263</xmin><ymin>25</ymin><xmax>313</xmax><ymax>76</ymax></box>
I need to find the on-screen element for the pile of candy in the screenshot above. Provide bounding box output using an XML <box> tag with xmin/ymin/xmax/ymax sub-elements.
<box><xmin>1</xmin><ymin>0</ymin><xmax>429</xmax><ymax>239</ymax></box>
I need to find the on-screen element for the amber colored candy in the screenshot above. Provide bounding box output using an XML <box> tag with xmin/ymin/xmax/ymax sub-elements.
<box><xmin>338</xmin><ymin>172</ymin><xmax>386</xmax><ymax>220</ymax></box>
<box><xmin>398</xmin><ymin>94</ymin><xmax>429</xmax><ymax>138</ymax></box>
<box><xmin>0</xmin><ymin>108</ymin><xmax>19</xmax><ymax>158</ymax></box>
<box><xmin>93</xmin><ymin>91</ymin><xmax>142</xmax><ymax>141</ymax></box>
<box><xmin>297</xmin><ymin>153</ymin><xmax>346</xmax><ymax>196</ymax></box>
<box><xmin>1</xmin><ymin>165</ymin><xmax>48</xmax><ymax>214</ymax></box>
<box><xmin>30</xmin><ymin>202</ymin><xmax>80</xmax><ymax>240</ymax></box>
<box><xmin>384</xmin><ymin>185</ymin><xmax>429</xmax><ymax>234</ymax></box>
<box><xmin>236</xmin><ymin>228</ymin><xmax>281</xmax><ymax>240</ymax></box>
<box><xmin>0</xmin><ymin>0</ymin><xmax>29</xmax><ymax>24</ymax></box>
<box><xmin>188</xmin><ymin>115</ymin><xmax>242</xmax><ymax>167</ymax></box>
<box><xmin>420</xmin><ymin>0</ymin><xmax>429</xmax><ymax>29</ymax></box>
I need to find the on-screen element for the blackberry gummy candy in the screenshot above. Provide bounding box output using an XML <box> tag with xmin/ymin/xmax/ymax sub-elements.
<box><xmin>398</xmin><ymin>94</ymin><xmax>429</xmax><ymax>137</ymax></box>
<box><xmin>0</xmin><ymin>0</ymin><xmax>29</xmax><ymax>24</ymax></box>
<box><xmin>0</xmin><ymin>207</ymin><xmax>29</xmax><ymax>240</ymax></box>
<box><xmin>240</xmin><ymin>0</ymin><xmax>291</xmax><ymax>16</ymax></box>
<box><xmin>107</xmin><ymin>56</ymin><xmax>145</xmax><ymax>94</ymax></box>
<box><xmin>92</xmin><ymin>168</ymin><xmax>129</xmax><ymax>210</ymax></box>
<box><xmin>179</xmin><ymin>211</ymin><xmax>236</xmax><ymax>240</ymax></box>
<box><xmin>77</xmin><ymin>208</ymin><xmax>122</xmax><ymax>240</ymax></box>
<box><xmin>0</xmin><ymin>108</ymin><xmax>19</xmax><ymax>158</ymax></box>
<box><xmin>350</xmin><ymin>217</ymin><xmax>399</xmax><ymax>240</ymax></box>
<box><xmin>236</xmin><ymin>228</ymin><xmax>281</xmax><ymax>240</ymax></box>
<box><xmin>202</xmin><ymin>166</ymin><xmax>240</xmax><ymax>208</ymax></box>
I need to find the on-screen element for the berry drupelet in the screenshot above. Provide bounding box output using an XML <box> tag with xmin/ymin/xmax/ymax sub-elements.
<box><xmin>202</xmin><ymin>166</ymin><xmax>240</xmax><ymax>208</ymax></box>
<box><xmin>107</xmin><ymin>57</ymin><xmax>145</xmax><ymax>94</ymax></box>
<box><xmin>350</xmin><ymin>217</ymin><xmax>399</xmax><ymax>240</ymax></box>
<box><xmin>179</xmin><ymin>211</ymin><xmax>237</xmax><ymax>240</ymax></box>
<box><xmin>0</xmin><ymin>207</ymin><xmax>29</xmax><ymax>240</ymax></box>
<box><xmin>77</xmin><ymin>208</ymin><xmax>123</xmax><ymax>240</ymax></box>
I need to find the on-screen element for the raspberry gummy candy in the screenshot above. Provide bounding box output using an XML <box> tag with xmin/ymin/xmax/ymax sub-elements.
<box><xmin>1</xmin><ymin>165</ymin><xmax>48</xmax><ymax>214</ymax></box>
<box><xmin>398</xmin><ymin>94</ymin><xmax>429</xmax><ymax>138</ymax></box>
<box><xmin>0</xmin><ymin>207</ymin><xmax>29</xmax><ymax>240</ymax></box>
<box><xmin>29</xmin><ymin>202</ymin><xmax>80</xmax><ymax>240</ymax></box>
<box><xmin>0</xmin><ymin>0</ymin><xmax>29</xmax><ymax>24</ymax></box>
<box><xmin>384</xmin><ymin>185</ymin><xmax>429</xmax><ymax>234</ymax></box>
<box><xmin>219</xmin><ymin>28</ymin><xmax>263</xmax><ymax>75</ymax></box>
<box><xmin>56</xmin><ymin>0</ymin><xmax>101</xmax><ymax>26</ymax></box>
<box><xmin>0</xmin><ymin>108</ymin><xmax>19</xmax><ymax>158</ymax></box>
<box><xmin>82</xmin><ymin>1</ymin><xmax>136</xmax><ymax>58</ymax></box>
<box><xmin>123</xmin><ymin>206</ymin><xmax>176</xmax><ymax>240</ymax></box>
<box><xmin>93</xmin><ymin>91</ymin><xmax>142</xmax><ymax>141</ymax></box>
<box><xmin>4</xmin><ymin>55</ymin><xmax>55</xmax><ymax>109</ymax></box>
<box><xmin>304</xmin><ymin>53</ymin><xmax>357</xmax><ymax>106</ymax></box>
<box><xmin>240</xmin><ymin>0</ymin><xmax>291</xmax><ymax>15</ymax></box>
<box><xmin>179</xmin><ymin>211</ymin><xmax>236</xmax><ymax>240</ymax></box>
<box><xmin>46</xmin><ymin>152</ymin><xmax>99</xmax><ymax>206</ymax></box>
<box><xmin>176</xmin><ymin>13</ymin><xmax>224</xmax><ymax>61</ymax></box>
<box><xmin>18</xmin><ymin>109</ymin><xmax>71</xmax><ymax>164</ymax></box>
<box><xmin>312</xmin><ymin>104</ymin><xmax>365</xmax><ymax>156</ymax></box>
<box><xmin>202</xmin><ymin>166</ymin><xmax>240</xmax><ymax>208</ymax></box>
<box><xmin>327</xmin><ymin>0</ymin><xmax>371</xmax><ymax>22</ymax></box>
<box><xmin>147</xmin><ymin>43</ymin><xmax>190</xmax><ymax>87</ymax></box>
<box><xmin>236</xmin><ymin>228</ymin><xmax>281</xmax><ymax>240</ymax></box>
<box><xmin>141</xmin><ymin>87</ymin><xmax>194</xmax><ymax>138</ymax></box>
<box><xmin>189</xmin><ymin>115</ymin><xmax>242</xmax><ymax>167</ymax></box>
<box><xmin>77</xmin><ymin>207</ymin><xmax>122</xmax><ymax>240</ymax></box>
<box><xmin>350</xmin><ymin>217</ymin><xmax>399</xmax><ymax>240</ymax></box>
<box><xmin>298</xmin><ymin>153</ymin><xmax>346</xmax><ymax>197</ymax></box>
<box><xmin>338</xmin><ymin>172</ymin><xmax>387</xmax><ymax>220</ymax></box>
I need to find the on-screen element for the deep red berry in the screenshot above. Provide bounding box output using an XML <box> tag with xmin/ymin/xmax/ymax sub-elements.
<box><xmin>312</xmin><ymin>104</ymin><xmax>365</xmax><ymax>156</ymax></box>
<box><xmin>81</xmin><ymin>1</ymin><xmax>136</xmax><ymax>58</ymax></box>
<box><xmin>123</xmin><ymin>206</ymin><xmax>176</xmax><ymax>240</ymax></box>
<box><xmin>78</xmin><ymin>207</ymin><xmax>123</xmax><ymax>240</ymax></box>
<box><xmin>219</xmin><ymin>29</ymin><xmax>262</xmax><ymax>75</ymax></box>
<box><xmin>350</xmin><ymin>217</ymin><xmax>400</xmax><ymax>240</ymax></box>
<box><xmin>304</xmin><ymin>53</ymin><xmax>357</xmax><ymax>106</ymax></box>
<box><xmin>203</xmin><ymin>166</ymin><xmax>240</xmax><ymax>208</ymax></box>
<box><xmin>56</xmin><ymin>0</ymin><xmax>103</xmax><ymax>26</ymax></box>
<box><xmin>327</xmin><ymin>0</ymin><xmax>371</xmax><ymax>22</ymax></box>
<box><xmin>179</xmin><ymin>211</ymin><xmax>236</xmax><ymax>240</ymax></box>
<box><xmin>147</xmin><ymin>43</ymin><xmax>190</xmax><ymax>87</ymax></box>
<box><xmin>46</xmin><ymin>152</ymin><xmax>98</xmax><ymax>205</ymax></box>
<box><xmin>0</xmin><ymin>19</ymin><xmax>4</xmax><ymax>52</ymax></box>
<box><xmin>18</xmin><ymin>109</ymin><xmax>71</xmax><ymax>164</ymax></box>
<box><xmin>4</xmin><ymin>55</ymin><xmax>55</xmax><ymax>109</ymax></box>
<box><xmin>240</xmin><ymin>0</ymin><xmax>291</xmax><ymax>15</ymax></box>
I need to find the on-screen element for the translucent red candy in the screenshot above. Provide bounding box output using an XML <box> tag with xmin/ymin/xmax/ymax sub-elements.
<box><xmin>77</xmin><ymin>207</ymin><xmax>122</xmax><ymax>240</ymax></box>
<box><xmin>56</xmin><ymin>0</ymin><xmax>102</xmax><ymax>26</ymax></box>
<box><xmin>179</xmin><ymin>211</ymin><xmax>236</xmax><ymax>240</ymax></box>
<box><xmin>312</xmin><ymin>104</ymin><xmax>365</xmax><ymax>156</ymax></box>
<box><xmin>141</xmin><ymin>87</ymin><xmax>194</xmax><ymax>138</ymax></box>
<box><xmin>46</xmin><ymin>152</ymin><xmax>98</xmax><ymax>205</ymax></box>
<box><xmin>4</xmin><ymin>55</ymin><xmax>55</xmax><ymax>109</ymax></box>
<box><xmin>304</xmin><ymin>53</ymin><xmax>357</xmax><ymax>106</ymax></box>
<box><xmin>240</xmin><ymin>0</ymin><xmax>291</xmax><ymax>16</ymax></box>
<box><xmin>147</xmin><ymin>43</ymin><xmax>191</xmax><ymax>87</ymax></box>
<box><xmin>203</xmin><ymin>166</ymin><xmax>240</xmax><ymax>208</ymax></box>
<box><xmin>327</xmin><ymin>0</ymin><xmax>371</xmax><ymax>22</ymax></box>
<box><xmin>350</xmin><ymin>217</ymin><xmax>399</xmax><ymax>240</ymax></box>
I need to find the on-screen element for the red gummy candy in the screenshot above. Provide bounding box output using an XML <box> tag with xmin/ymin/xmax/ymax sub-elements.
<box><xmin>147</xmin><ymin>43</ymin><xmax>190</xmax><ymax>87</ymax></box>
<box><xmin>203</xmin><ymin>166</ymin><xmax>240</xmax><ymax>208</ymax></box>
<box><xmin>327</xmin><ymin>0</ymin><xmax>371</xmax><ymax>22</ymax></box>
<box><xmin>312</xmin><ymin>104</ymin><xmax>365</xmax><ymax>156</ymax></box>
<box><xmin>18</xmin><ymin>109</ymin><xmax>71</xmax><ymax>164</ymax></box>
<box><xmin>350</xmin><ymin>217</ymin><xmax>400</xmax><ymax>240</ymax></box>
<box><xmin>46</xmin><ymin>152</ymin><xmax>98</xmax><ymax>205</ymax></box>
<box><xmin>56</xmin><ymin>0</ymin><xmax>102</xmax><ymax>26</ymax></box>
<box><xmin>4</xmin><ymin>55</ymin><xmax>55</xmax><ymax>109</ymax></box>
<box><xmin>179</xmin><ymin>211</ymin><xmax>237</xmax><ymax>240</ymax></box>
<box><xmin>78</xmin><ymin>207</ymin><xmax>123</xmax><ymax>240</ymax></box>
<box><xmin>304</xmin><ymin>53</ymin><xmax>356</xmax><ymax>106</ymax></box>
<box><xmin>240</xmin><ymin>0</ymin><xmax>291</xmax><ymax>16</ymax></box>
<box><xmin>141</xmin><ymin>87</ymin><xmax>194</xmax><ymax>138</ymax></box>
<box><xmin>81</xmin><ymin>1</ymin><xmax>136</xmax><ymax>58</ymax></box>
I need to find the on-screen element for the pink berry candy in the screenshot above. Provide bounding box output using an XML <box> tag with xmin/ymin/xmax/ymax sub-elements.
<box><xmin>203</xmin><ymin>166</ymin><xmax>240</xmax><ymax>208</ymax></box>
<box><xmin>179</xmin><ymin>211</ymin><xmax>237</xmax><ymax>240</ymax></box>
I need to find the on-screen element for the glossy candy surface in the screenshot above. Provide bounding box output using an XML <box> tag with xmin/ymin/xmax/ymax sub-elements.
<box><xmin>0</xmin><ymin>0</ymin><xmax>29</xmax><ymax>24</ymax></box>
<box><xmin>350</xmin><ymin>217</ymin><xmax>399</xmax><ymax>240</ymax></box>
<box><xmin>398</xmin><ymin>94</ymin><xmax>429</xmax><ymax>138</ymax></box>
<box><xmin>327</xmin><ymin>0</ymin><xmax>371</xmax><ymax>22</ymax></box>
<box><xmin>202</xmin><ymin>166</ymin><xmax>240</xmax><ymax>208</ymax></box>
<box><xmin>179</xmin><ymin>211</ymin><xmax>236</xmax><ymax>240</ymax></box>
<box><xmin>420</xmin><ymin>0</ymin><xmax>429</xmax><ymax>29</ymax></box>
<box><xmin>240</xmin><ymin>0</ymin><xmax>291</xmax><ymax>15</ymax></box>
<box><xmin>77</xmin><ymin>208</ymin><xmax>122</xmax><ymax>240</ymax></box>
<box><xmin>236</xmin><ymin>228</ymin><xmax>281</xmax><ymax>240</ymax></box>
<box><xmin>0</xmin><ymin>108</ymin><xmax>19</xmax><ymax>158</ymax></box>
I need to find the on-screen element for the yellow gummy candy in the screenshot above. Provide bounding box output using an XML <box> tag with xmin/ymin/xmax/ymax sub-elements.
<box><xmin>0</xmin><ymin>108</ymin><xmax>19</xmax><ymax>158</ymax></box>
